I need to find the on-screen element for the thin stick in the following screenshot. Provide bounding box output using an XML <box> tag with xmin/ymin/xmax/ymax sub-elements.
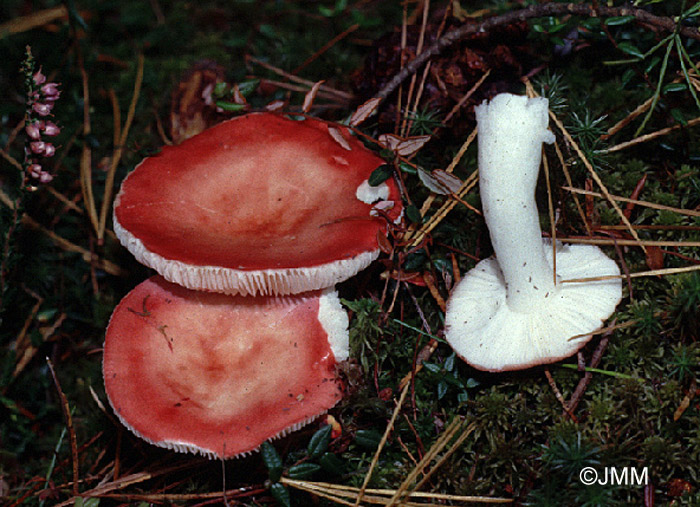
<box><xmin>602</xmin><ymin>95</ymin><xmax>654</xmax><ymax>139</ymax></box>
<box><xmin>563</xmin><ymin>186</ymin><xmax>700</xmax><ymax>217</ymax></box>
<box><xmin>247</xmin><ymin>56</ymin><xmax>353</xmax><ymax>100</ymax></box>
<box><xmin>292</xmin><ymin>24</ymin><xmax>360</xmax><ymax>76</ymax></box>
<box><xmin>79</xmin><ymin>65</ymin><xmax>99</xmax><ymax>235</ymax></box>
<box><xmin>562</xmin><ymin>264</ymin><xmax>700</xmax><ymax>283</ymax></box>
<box><xmin>542</xmin><ymin>150</ymin><xmax>557</xmax><ymax>285</ymax></box>
<box><xmin>354</xmin><ymin>382</ymin><xmax>411</xmax><ymax>506</ymax></box>
<box><xmin>99</xmin><ymin>54</ymin><xmax>144</xmax><ymax>242</ymax></box>
<box><xmin>544</xmin><ymin>368</ymin><xmax>578</xmax><ymax>422</ymax></box>
<box><xmin>46</xmin><ymin>358</ymin><xmax>79</xmax><ymax>497</ymax></box>
<box><xmin>444</xmin><ymin>70</ymin><xmax>491</xmax><ymax>124</ymax></box>
<box><xmin>554</xmin><ymin>141</ymin><xmax>591</xmax><ymax>235</ymax></box>
<box><xmin>561</xmin><ymin>237</ymin><xmax>700</xmax><ymax>248</ymax></box>
<box><xmin>566</xmin><ymin>330</ymin><xmax>612</xmax><ymax>414</ymax></box>
<box><xmin>0</xmin><ymin>5</ymin><xmax>68</xmax><ymax>36</ymax></box>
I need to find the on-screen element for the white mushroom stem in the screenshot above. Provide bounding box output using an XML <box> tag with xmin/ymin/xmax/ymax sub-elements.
<box><xmin>476</xmin><ymin>93</ymin><xmax>557</xmax><ymax>313</ymax></box>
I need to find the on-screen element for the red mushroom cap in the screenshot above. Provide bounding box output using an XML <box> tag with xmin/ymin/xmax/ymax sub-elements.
<box><xmin>113</xmin><ymin>113</ymin><xmax>401</xmax><ymax>296</ymax></box>
<box><xmin>103</xmin><ymin>276</ymin><xmax>348</xmax><ymax>459</ymax></box>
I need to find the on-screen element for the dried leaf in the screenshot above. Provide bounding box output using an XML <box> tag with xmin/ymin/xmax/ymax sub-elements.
<box><xmin>302</xmin><ymin>80</ymin><xmax>325</xmax><ymax>113</ymax></box>
<box><xmin>432</xmin><ymin>169</ymin><xmax>463</xmax><ymax>194</ymax></box>
<box><xmin>376</xmin><ymin>230</ymin><xmax>393</xmax><ymax>254</ymax></box>
<box><xmin>377</xmin><ymin>133</ymin><xmax>431</xmax><ymax>157</ymax></box>
<box><xmin>265</xmin><ymin>100</ymin><xmax>286</xmax><ymax>111</ymax></box>
<box><xmin>232</xmin><ymin>84</ymin><xmax>247</xmax><ymax>105</ymax></box>
<box><xmin>169</xmin><ymin>61</ymin><xmax>227</xmax><ymax>144</ymax></box>
<box><xmin>417</xmin><ymin>168</ymin><xmax>462</xmax><ymax>195</ymax></box>
<box><xmin>349</xmin><ymin>97</ymin><xmax>382</xmax><ymax>127</ymax></box>
<box><xmin>328</xmin><ymin>126</ymin><xmax>352</xmax><ymax>151</ymax></box>
<box><xmin>377</xmin><ymin>133</ymin><xmax>401</xmax><ymax>152</ymax></box>
<box><xmin>645</xmin><ymin>246</ymin><xmax>664</xmax><ymax>271</ymax></box>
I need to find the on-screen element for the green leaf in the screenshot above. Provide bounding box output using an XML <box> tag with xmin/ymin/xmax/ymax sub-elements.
<box><xmin>444</xmin><ymin>353</ymin><xmax>455</xmax><ymax>372</ymax></box>
<box><xmin>422</xmin><ymin>361</ymin><xmax>441</xmax><ymax>374</ymax></box>
<box><xmin>238</xmin><ymin>79</ymin><xmax>260</xmax><ymax>97</ymax></box>
<box><xmin>605</xmin><ymin>16</ymin><xmax>635</xmax><ymax>26</ymax></box>
<box><xmin>617</xmin><ymin>42</ymin><xmax>644</xmax><ymax>59</ymax></box>
<box><xmin>437</xmin><ymin>381</ymin><xmax>448</xmax><ymax>400</ymax></box>
<box><xmin>287</xmin><ymin>462</ymin><xmax>321</xmax><ymax>479</ymax></box>
<box><xmin>465</xmin><ymin>378</ymin><xmax>480</xmax><ymax>389</ymax></box>
<box><xmin>261</xmin><ymin>441</ymin><xmax>283</xmax><ymax>483</ymax></box>
<box><xmin>319</xmin><ymin>452</ymin><xmax>346</xmax><ymax>475</ymax></box>
<box><xmin>269</xmin><ymin>482</ymin><xmax>291</xmax><ymax>507</ymax></box>
<box><xmin>457</xmin><ymin>392</ymin><xmax>469</xmax><ymax>403</ymax></box>
<box><xmin>75</xmin><ymin>499</ymin><xmax>100</xmax><ymax>507</ymax></box>
<box><xmin>368</xmin><ymin>165</ymin><xmax>393</xmax><ymax>186</ymax></box>
<box><xmin>406</xmin><ymin>205</ymin><xmax>422</xmax><ymax>224</ymax></box>
<box><xmin>663</xmin><ymin>83</ymin><xmax>687</xmax><ymax>93</ymax></box>
<box><xmin>215</xmin><ymin>100</ymin><xmax>246</xmax><ymax>112</ymax></box>
<box><xmin>355</xmin><ymin>429</ymin><xmax>382</xmax><ymax>450</ymax></box>
<box><xmin>307</xmin><ymin>424</ymin><xmax>332</xmax><ymax>458</ymax></box>
<box><xmin>670</xmin><ymin>109</ymin><xmax>687</xmax><ymax>126</ymax></box>
<box><xmin>399</xmin><ymin>162</ymin><xmax>417</xmax><ymax>175</ymax></box>
<box><xmin>213</xmin><ymin>82</ymin><xmax>229</xmax><ymax>98</ymax></box>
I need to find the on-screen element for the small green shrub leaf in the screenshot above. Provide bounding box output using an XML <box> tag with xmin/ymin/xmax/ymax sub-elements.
<box><xmin>355</xmin><ymin>429</ymin><xmax>382</xmax><ymax>450</ymax></box>
<box><xmin>368</xmin><ymin>165</ymin><xmax>393</xmax><ymax>186</ymax></box>
<box><xmin>319</xmin><ymin>452</ymin><xmax>345</xmax><ymax>475</ymax></box>
<box><xmin>261</xmin><ymin>441</ymin><xmax>283</xmax><ymax>482</ymax></box>
<box><xmin>288</xmin><ymin>462</ymin><xmax>321</xmax><ymax>479</ymax></box>
<box><xmin>269</xmin><ymin>482</ymin><xmax>291</xmax><ymax>507</ymax></box>
<box><xmin>307</xmin><ymin>424</ymin><xmax>332</xmax><ymax>458</ymax></box>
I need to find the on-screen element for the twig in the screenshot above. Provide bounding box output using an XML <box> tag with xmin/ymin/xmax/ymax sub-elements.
<box><xmin>354</xmin><ymin>382</ymin><xmax>411</xmax><ymax>506</ymax></box>
<box><xmin>98</xmin><ymin>54</ymin><xmax>144</xmax><ymax>243</ymax></box>
<box><xmin>0</xmin><ymin>5</ymin><xmax>68</xmax><ymax>36</ymax></box>
<box><xmin>600</xmin><ymin>116</ymin><xmax>700</xmax><ymax>153</ymax></box>
<box><xmin>544</xmin><ymin>368</ymin><xmax>578</xmax><ymax>422</ymax></box>
<box><xmin>563</xmin><ymin>186</ymin><xmax>700</xmax><ymax>217</ymax></box>
<box><xmin>46</xmin><ymin>358</ymin><xmax>79</xmax><ymax>498</ymax></box>
<box><xmin>376</xmin><ymin>3</ymin><xmax>700</xmax><ymax>101</ymax></box>
<box><xmin>566</xmin><ymin>329</ymin><xmax>613</xmax><ymax>414</ymax></box>
<box><xmin>292</xmin><ymin>24</ymin><xmax>360</xmax><ymax>76</ymax></box>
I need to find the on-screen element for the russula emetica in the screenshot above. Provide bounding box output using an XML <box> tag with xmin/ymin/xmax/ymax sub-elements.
<box><xmin>103</xmin><ymin>276</ymin><xmax>348</xmax><ymax>459</ymax></box>
<box><xmin>113</xmin><ymin>113</ymin><xmax>402</xmax><ymax>296</ymax></box>
<box><xmin>445</xmin><ymin>93</ymin><xmax>622</xmax><ymax>372</ymax></box>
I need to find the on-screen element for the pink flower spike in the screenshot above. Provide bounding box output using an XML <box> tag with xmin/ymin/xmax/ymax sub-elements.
<box><xmin>39</xmin><ymin>171</ymin><xmax>54</xmax><ymax>183</ymax></box>
<box><xmin>42</xmin><ymin>121</ymin><xmax>60</xmax><ymax>136</ymax></box>
<box><xmin>30</xmin><ymin>141</ymin><xmax>46</xmax><ymax>154</ymax></box>
<box><xmin>33</xmin><ymin>70</ymin><xmax>46</xmax><ymax>85</ymax></box>
<box><xmin>43</xmin><ymin>143</ymin><xmax>56</xmax><ymax>157</ymax></box>
<box><xmin>32</xmin><ymin>103</ymin><xmax>52</xmax><ymax>116</ymax></box>
<box><xmin>25</xmin><ymin>123</ymin><xmax>42</xmax><ymax>140</ymax></box>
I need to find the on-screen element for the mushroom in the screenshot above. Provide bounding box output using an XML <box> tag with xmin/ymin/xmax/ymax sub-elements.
<box><xmin>113</xmin><ymin>113</ymin><xmax>401</xmax><ymax>296</ymax></box>
<box><xmin>103</xmin><ymin>276</ymin><xmax>349</xmax><ymax>459</ymax></box>
<box><xmin>444</xmin><ymin>93</ymin><xmax>622</xmax><ymax>372</ymax></box>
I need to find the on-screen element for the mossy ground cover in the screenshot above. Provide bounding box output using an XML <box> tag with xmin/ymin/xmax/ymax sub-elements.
<box><xmin>1</xmin><ymin>1</ymin><xmax>699</xmax><ymax>505</ymax></box>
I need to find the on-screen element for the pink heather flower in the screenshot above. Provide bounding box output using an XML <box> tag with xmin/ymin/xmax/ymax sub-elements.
<box><xmin>43</xmin><ymin>143</ymin><xmax>56</xmax><ymax>157</ymax></box>
<box><xmin>28</xmin><ymin>164</ymin><xmax>43</xmax><ymax>178</ymax></box>
<box><xmin>25</xmin><ymin>123</ymin><xmax>42</xmax><ymax>140</ymax></box>
<box><xmin>33</xmin><ymin>70</ymin><xmax>46</xmax><ymax>85</ymax></box>
<box><xmin>32</xmin><ymin>102</ymin><xmax>52</xmax><ymax>116</ymax></box>
<box><xmin>41</xmin><ymin>83</ymin><xmax>60</xmax><ymax>100</ymax></box>
<box><xmin>39</xmin><ymin>172</ymin><xmax>54</xmax><ymax>183</ymax></box>
<box><xmin>42</xmin><ymin>121</ymin><xmax>60</xmax><ymax>136</ymax></box>
<box><xmin>30</xmin><ymin>141</ymin><xmax>46</xmax><ymax>154</ymax></box>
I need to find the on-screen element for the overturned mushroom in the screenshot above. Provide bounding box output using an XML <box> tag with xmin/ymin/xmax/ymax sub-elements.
<box><xmin>103</xmin><ymin>276</ymin><xmax>348</xmax><ymax>459</ymax></box>
<box><xmin>445</xmin><ymin>93</ymin><xmax>622</xmax><ymax>372</ymax></box>
<box><xmin>113</xmin><ymin>113</ymin><xmax>401</xmax><ymax>296</ymax></box>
